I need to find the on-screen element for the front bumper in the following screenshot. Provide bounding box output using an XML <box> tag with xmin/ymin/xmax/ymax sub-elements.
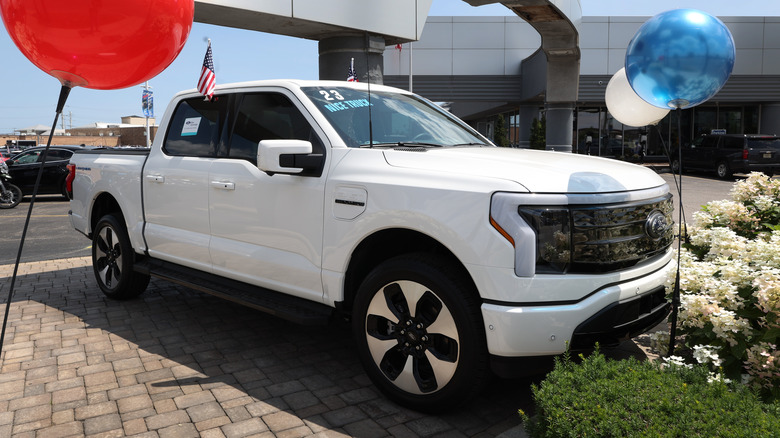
<box><xmin>480</xmin><ymin>251</ymin><xmax>674</xmax><ymax>367</ymax></box>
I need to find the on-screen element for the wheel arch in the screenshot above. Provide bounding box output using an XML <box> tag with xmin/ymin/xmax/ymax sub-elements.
<box><xmin>89</xmin><ymin>192</ymin><xmax>124</xmax><ymax>238</ymax></box>
<box><xmin>339</xmin><ymin>228</ymin><xmax>479</xmax><ymax>315</ymax></box>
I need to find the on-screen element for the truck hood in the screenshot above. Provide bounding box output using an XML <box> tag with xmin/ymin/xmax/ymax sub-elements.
<box><xmin>383</xmin><ymin>147</ymin><xmax>666</xmax><ymax>193</ymax></box>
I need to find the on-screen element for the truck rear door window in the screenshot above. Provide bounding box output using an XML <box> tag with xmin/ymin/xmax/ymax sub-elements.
<box><xmin>163</xmin><ymin>97</ymin><xmax>226</xmax><ymax>157</ymax></box>
<box><xmin>722</xmin><ymin>137</ymin><xmax>743</xmax><ymax>150</ymax></box>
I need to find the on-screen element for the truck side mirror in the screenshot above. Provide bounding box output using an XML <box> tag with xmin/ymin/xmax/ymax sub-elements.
<box><xmin>257</xmin><ymin>139</ymin><xmax>313</xmax><ymax>175</ymax></box>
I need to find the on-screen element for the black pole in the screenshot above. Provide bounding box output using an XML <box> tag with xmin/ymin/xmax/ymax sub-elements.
<box><xmin>0</xmin><ymin>85</ymin><xmax>72</xmax><ymax>360</ymax></box>
<box><xmin>667</xmin><ymin>107</ymin><xmax>684</xmax><ymax>356</ymax></box>
<box><xmin>364</xmin><ymin>33</ymin><xmax>373</xmax><ymax>148</ymax></box>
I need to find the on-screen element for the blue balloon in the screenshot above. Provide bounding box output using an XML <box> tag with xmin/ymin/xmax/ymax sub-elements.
<box><xmin>625</xmin><ymin>9</ymin><xmax>735</xmax><ymax>109</ymax></box>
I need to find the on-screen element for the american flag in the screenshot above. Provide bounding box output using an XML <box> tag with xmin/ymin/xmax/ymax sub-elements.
<box><xmin>347</xmin><ymin>58</ymin><xmax>358</xmax><ymax>82</ymax></box>
<box><xmin>198</xmin><ymin>42</ymin><xmax>216</xmax><ymax>100</ymax></box>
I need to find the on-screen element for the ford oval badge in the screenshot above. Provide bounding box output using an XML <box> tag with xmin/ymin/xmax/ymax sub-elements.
<box><xmin>645</xmin><ymin>210</ymin><xmax>669</xmax><ymax>239</ymax></box>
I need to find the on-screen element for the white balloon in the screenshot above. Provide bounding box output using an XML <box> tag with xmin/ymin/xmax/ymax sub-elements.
<box><xmin>605</xmin><ymin>68</ymin><xmax>670</xmax><ymax>127</ymax></box>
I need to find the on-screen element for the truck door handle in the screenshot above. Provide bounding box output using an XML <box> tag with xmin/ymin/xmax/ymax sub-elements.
<box><xmin>146</xmin><ymin>175</ymin><xmax>164</xmax><ymax>183</ymax></box>
<box><xmin>211</xmin><ymin>181</ymin><xmax>235</xmax><ymax>190</ymax></box>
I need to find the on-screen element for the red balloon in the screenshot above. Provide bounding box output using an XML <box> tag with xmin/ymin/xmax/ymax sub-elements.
<box><xmin>0</xmin><ymin>0</ymin><xmax>194</xmax><ymax>90</ymax></box>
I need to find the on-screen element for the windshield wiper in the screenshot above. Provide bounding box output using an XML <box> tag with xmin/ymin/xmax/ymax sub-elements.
<box><xmin>362</xmin><ymin>142</ymin><xmax>443</xmax><ymax>148</ymax></box>
<box><xmin>452</xmin><ymin>142</ymin><xmax>490</xmax><ymax>147</ymax></box>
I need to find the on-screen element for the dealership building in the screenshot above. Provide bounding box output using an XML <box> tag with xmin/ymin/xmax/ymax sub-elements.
<box><xmin>382</xmin><ymin>13</ymin><xmax>780</xmax><ymax>158</ymax></box>
<box><xmin>192</xmin><ymin>0</ymin><xmax>779</xmax><ymax>159</ymax></box>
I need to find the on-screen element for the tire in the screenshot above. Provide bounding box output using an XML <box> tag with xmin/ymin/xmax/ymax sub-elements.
<box><xmin>92</xmin><ymin>214</ymin><xmax>150</xmax><ymax>299</ymax></box>
<box><xmin>671</xmin><ymin>158</ymin><xmax>681</xmax><ymax>174</ymax></box>
<box><xmin>352</xmin><ymin>253</ymin><xmax>489</xmax><ymax>412</ymax></box>
<box><xmin>716</xmin><ymin>161</ymin><xmax>732</xmax><ymax>179</ymax></box>
<box><xmin>0</xmin><ymin>183</ymin><xmax>22</xmax><ymax>209</ymax></box>
<box><xmin>60</xmin><ymin>178</ymin><xmax>69</xmax><ymax>199</ymax></box>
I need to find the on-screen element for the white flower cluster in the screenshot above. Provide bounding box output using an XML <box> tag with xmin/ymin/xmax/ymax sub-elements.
<box><xmin>707</xmin><ymin>372</ymin><xmax>732</xmax><ymax>384</ymax></box>
<box><xmin>693</xmin><ymin>200</ymin><xmax>755</xmax><ymax>230</ymax></box>
<box><xmin>744</xmin><ymin>232</ymin><xmax>780</xmax><ymax>267</ymax></box>
<box><xmin>730</xmin><ymin>172</ymin><xmax>780</xmax><ymax>203</ymax></box>
<box><xmin>752</xmin><ymin>269</ymin><xmax>780</xmax><ymax>314</ymax></box>
<box><xmin>664</xmin><ymin>173</ymin><xmax>780</xmax><ymax>393</ymax></box>
<box><xmin>693</xmin><ymin>344</ymin><xmax>723</xmax><ymax>367</ymax></box>
<box><xmin>663</xmin><ymin>355</ymin><xmax>692</xmax><ymax>369</ymax></box>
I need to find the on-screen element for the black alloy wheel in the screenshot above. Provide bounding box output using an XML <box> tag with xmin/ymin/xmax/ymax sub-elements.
<box><xmin>92</xmin><ymin>214</ymin><xmax>150</xmax><ymax>299</ymax></box>
<box><xmin>352</xmin><ymin>253</ymin><xmax>488</xmax><ymax>413</ymax></box>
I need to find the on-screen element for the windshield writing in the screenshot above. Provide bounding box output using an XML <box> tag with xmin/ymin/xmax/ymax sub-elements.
<box><xmin>302</xmin><ymin>87</ymin><xmax>488</xmax><ymax>148</ymax></box>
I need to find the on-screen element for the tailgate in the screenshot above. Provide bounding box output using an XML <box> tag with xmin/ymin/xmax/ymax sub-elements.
<box><xmin>747</xmin><ymin>137</ymin><xmax>780</xmax><ymax>163</ymax></box>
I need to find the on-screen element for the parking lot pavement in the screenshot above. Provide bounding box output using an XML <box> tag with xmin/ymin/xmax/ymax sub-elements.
<box><xmin>0</xmin><ymin>257</ymin><xmax>537</xmax><ymax>437</ymax></box>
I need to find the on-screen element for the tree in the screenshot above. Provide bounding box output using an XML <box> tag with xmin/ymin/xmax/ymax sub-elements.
<box><xmin>529</xmin><ymin>116</ymin><xmax>546</xmax><ymax>150</ymax></box>
<box><xmin>493</xmin><ymin>114</ymin><xmax>510</xmax><ymax>147</ymax></box>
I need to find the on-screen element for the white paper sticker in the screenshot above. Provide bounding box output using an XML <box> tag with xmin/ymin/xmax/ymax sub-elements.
<box><xmin>181</xmin><ymin>117</ymin><xmax>201</xmax><ymax>136</ymax></box>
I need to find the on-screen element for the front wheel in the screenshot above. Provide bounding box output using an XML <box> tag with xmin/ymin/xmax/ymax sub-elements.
<box><xmin>716</xmin><ymin>161</ymin><xmax>732</xmax><ymax>179</ymax></box>
<box><xmin>352</xmin><ymin>253</ymin><xmax>489</xmax><ymax>413</ymax></box>
<box><xmin>92</xmin><ymin>214</ymin><xmax>150</xmax><ymax>299</ymax></box>
<box><xmin>0</xmin><ymin>183</ymin><xmax>22</xmax><ymax>209</ymax></box>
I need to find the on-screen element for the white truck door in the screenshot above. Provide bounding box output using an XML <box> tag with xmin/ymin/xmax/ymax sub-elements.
<box><xmin>143</xmin><ymin>96</ymin><xmax>227</xmax><ymax>272</ymax></box>
<box><xmin>208</xmin><ymin>91</ymin><xmax>327</xmax><ymax>302</ymax></box>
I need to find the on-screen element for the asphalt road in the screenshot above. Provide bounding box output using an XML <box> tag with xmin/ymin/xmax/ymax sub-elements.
<box><xmin>0</xmin><ymin>170</ymin><xmax>741</xmax><ymax>267</ymax></box>
<box><xmin>655</xmin><ymin>169</ymin><xmax>740</xmax><ymax>226</ymax></box>
<box><xmin>0</xmin><ymin>195</ymin><xmax>91</xmax><ymax>265</ymax></box>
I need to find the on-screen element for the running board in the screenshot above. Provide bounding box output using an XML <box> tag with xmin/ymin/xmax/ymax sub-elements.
<box><xmin>134</xmin><ymin>259</ymin><xmax>333</xmax><ymax>326</ymax></box>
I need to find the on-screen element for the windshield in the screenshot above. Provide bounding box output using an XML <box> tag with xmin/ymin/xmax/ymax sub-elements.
<box><xmin>302</xmin><ymin>86</ymin><xmax>490</xmax><ymax>148</ymax></box>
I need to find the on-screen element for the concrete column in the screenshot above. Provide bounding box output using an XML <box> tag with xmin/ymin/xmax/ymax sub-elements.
<box><xmin>319</xmin><ymin>35</ymin><xmax>385</xmax><ymax>84</ymax></box>
<box><xmin>545</xmin><ymin>102</ymin><xmax>574</xmax><ymax>152</ymax></box>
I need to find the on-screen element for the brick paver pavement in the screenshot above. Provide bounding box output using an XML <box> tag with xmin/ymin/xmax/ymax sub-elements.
<box><xmin>0</xmin><ymin>257</ymin><xmax>536</xmax><ymax>437</ymax></box>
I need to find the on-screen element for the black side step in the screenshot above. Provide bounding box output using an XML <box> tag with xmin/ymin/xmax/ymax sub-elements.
<box><xmin>135</xmin><ymin>259</ymin><xmax>333</xmax><ymax>326</ymax></box>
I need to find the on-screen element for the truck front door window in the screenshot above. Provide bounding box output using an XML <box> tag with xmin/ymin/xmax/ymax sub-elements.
<box><xmin>229</xmin><ymin>93</ymin><xmax>323</xmax><ymax>164</ymax></box>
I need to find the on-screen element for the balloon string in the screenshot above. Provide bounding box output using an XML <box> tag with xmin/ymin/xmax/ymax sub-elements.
<box><xmin>667</xmin><ymin>107</ymin><xmax>684</xmax><ymax>357</ymax></box>
<box><xmin>0</xmin><ymin>85</ymin><xmax>72</xmax><ymax>362</ymax></box>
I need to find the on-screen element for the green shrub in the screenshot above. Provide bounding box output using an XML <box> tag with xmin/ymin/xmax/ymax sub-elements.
<box><xmin>530</xmin><ymin>116</ymin><xmax>546</xmax><ymax>150</ymax></box>
<box><xmin>521</xmin><ymin>351</ymin><xmax>780</xmax><ymax>438</ymax></box>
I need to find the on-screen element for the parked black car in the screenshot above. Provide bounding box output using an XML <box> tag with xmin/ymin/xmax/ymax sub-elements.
<box><xmin>5</xmin><ymin>145</ymin><xmax>90</xmax><ymax>197</ymax></box>
<box><xmin>672</xmin><ymin>134</ymin><xmax>780</xmax><ymax>179</ymax></box>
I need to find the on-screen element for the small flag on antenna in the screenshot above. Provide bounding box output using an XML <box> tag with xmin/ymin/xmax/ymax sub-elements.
<box><xmin>198</xmin><ymin>41</ymin><xmax>216</xmax><ymax>99</ymax></box>
<box><xmin>347</xmin><ymin>58</ymin><xmax>358</xmax><ymax>82</ymax></box>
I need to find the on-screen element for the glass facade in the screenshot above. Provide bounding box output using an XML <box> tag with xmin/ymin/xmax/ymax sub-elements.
<box><xmin>573</xmin><ymin>105</ymin><xmax>761</xmax><ymax>160</ymax></box>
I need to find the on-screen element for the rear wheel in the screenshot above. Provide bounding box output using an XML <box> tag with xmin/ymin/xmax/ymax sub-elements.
<box><xmin>352</xmin><ymin>253</ymin><xmax>489</xmax><ymax>413</ymax></box>
<box><xmin>0</xmin><ymin>183</ymin><xmax>22</xmax><ymax>209</ymax></box>
<box><xmin>671</xmin><ymin>158</ymin><xmax>681</xmax><ymax>174</ymax></box>
<box><xmin>60</xmin><ymin>178</ymin><xmax>69</xmax><ymax>199</ymax></box>
<box><xmin>92</xmin><ymin>214</ymin><xmax>149</xmax><ymax>299</ymax></box>
<box><xmin>716</xmin><ymin>161</ymin><xmax>732</xmax><ymax>179</ymax></box>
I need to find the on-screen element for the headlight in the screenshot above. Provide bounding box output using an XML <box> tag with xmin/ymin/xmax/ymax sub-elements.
<box><xmin>490</xmin><ymin>192</ymin><xmax>674</xmax><ymax>276</ymax></box>
<box><xmin>518</xmin><ymin>207</ymin><xmax>571</xmax><ymax>273</ymax></box>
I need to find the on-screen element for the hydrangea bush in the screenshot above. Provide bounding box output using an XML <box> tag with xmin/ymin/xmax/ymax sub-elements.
<box><xmin>662</xmin><ymin>172</ymin><xmax>780</xmax><ymax>400</ymax></box>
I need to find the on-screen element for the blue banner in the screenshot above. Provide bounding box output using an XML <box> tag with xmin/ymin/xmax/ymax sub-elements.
<box><xmin>142</xmin><ymin>89</ymin><xmax>154</xmax><ymax>118</ymax></box>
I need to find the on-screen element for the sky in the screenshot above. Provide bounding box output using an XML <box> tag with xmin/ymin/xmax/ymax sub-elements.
<box><xmin>1</xmin><ymin>0</ymin><xmax>779</xmax><ymax>133</ymax></box>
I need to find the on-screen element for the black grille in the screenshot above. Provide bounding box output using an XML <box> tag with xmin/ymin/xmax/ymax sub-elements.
<box><xmin>569</xmin><ymin>194</ymin><xmax>674</xmax><ymax>273</ymax></box>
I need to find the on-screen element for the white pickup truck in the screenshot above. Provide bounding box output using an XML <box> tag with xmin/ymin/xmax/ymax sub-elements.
<box><xmin>68</xmin><ymin>80</ymin><xmax>674</xmax><ymax>412</ymax></box>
